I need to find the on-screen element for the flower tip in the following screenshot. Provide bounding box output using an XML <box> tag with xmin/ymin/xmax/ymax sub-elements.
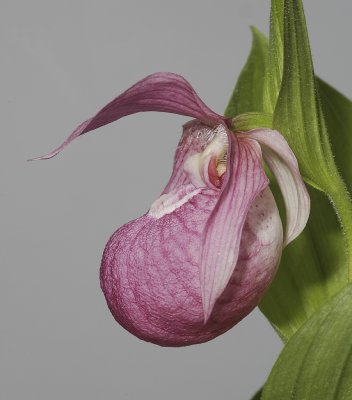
<box><xmin>202</xmin><ymin>304</ymin><xmax>213</xmax><ymax>325</ymax></box>
<box><xmin>27</xmin><ymin>149</ymin><xmax>61</xmax><ymax>162</ymax></box>
<box><xmin>27</xmin><ymin>155</ymin><xmax>45</xmax><ymax>162</ymax></box>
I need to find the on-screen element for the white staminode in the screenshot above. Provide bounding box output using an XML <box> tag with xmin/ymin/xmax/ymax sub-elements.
<box><xmin>184</xmin><ymin>125</ymin><xmax>228</xmax><ymax>189</ymax></box>
<box><xmin>148</xmin><ymin>185</ymin><xmax>201</xmax><ymax>219</ymax></box>
<box><xmin>148</xmin><ymin>125</ymin><xmax>228</xmax><ymax>219</ymax></box>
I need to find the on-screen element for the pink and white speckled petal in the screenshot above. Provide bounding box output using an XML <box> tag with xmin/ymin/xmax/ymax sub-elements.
<box><xmin>241</xmin><ymin>129</ymin><xmax>310</xmax><ymax>246</ymax></box>
<box><xmin>31</xmin><ymin>73</ymin><xmax>224</xmax><ymax>160</ymax></box>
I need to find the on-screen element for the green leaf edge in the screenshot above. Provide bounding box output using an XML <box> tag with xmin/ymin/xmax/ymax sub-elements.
<box><xmin>262</xmin><ymin>284</ymin><xmax>352</xmax><ymax>400</ymax></box>
<box><xmin>225</xmin><ymin>0</ymin><xmax>352</xmax><ymax>343</ymax></box>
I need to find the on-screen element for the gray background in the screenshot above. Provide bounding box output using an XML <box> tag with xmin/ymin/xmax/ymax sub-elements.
<box><xmin>1</xmin><ymin>1</ymin><xmax>351</xmax><ymax>399</ymax></box>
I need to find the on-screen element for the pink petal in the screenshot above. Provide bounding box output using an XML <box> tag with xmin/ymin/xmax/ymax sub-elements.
<box><xmin>240</xmin><ymin>129</ymin><xmax>310</xmax><ymax>246</ymax></box>
<box><xmin>200</xmin><ymin>132</ymin><xmax>269</xmax><ymax>321</ymax></box>
<box><xmin>30</xmin><ymin>72</ymin><xmax>224</xmax><ymax>160</ymax></box>
<box><xmin>100</xmin><ymin>123</ymin><xmax>282</xmax><ymax>346</ymax></box>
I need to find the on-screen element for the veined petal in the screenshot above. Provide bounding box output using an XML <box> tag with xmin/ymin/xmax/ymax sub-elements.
<box><xmin>100</xmin><ymin>123</ymin><xmax>282</xmax><ymax>345</ymax></box>
<box><xmin>200</xmin><ymin>132</ymin><xmax>269</xmax><ymax>321</ymax></box>
<box><xmin>240</xmin><ymin>129</ymin><xmax>310</xmax><ymax>246</ymax></box>
<box><xmin>31</xmin><ymin>73</ymin><xmax>224</xmax><ymax>160</ymax></box>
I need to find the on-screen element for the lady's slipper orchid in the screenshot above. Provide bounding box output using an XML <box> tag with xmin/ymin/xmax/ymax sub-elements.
<box><xmin>34</xmin><ymin>72</ymin><xmax>310</xmax><ymax>346</ymax></box>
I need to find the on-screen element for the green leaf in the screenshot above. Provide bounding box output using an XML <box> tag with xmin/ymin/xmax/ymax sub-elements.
<box><xmin>260</xmin><ymin>186</ymin><xmax>347</xmax><ymax>340</ymax></box>
<box><xmin>318</xmin><ymin>78</ymin><xmax>352</xmax><ymax>193</ymax></box>
<box><xmin>259</xmin><ymin>0</ymin><xmax>352</xmax><ymax>341</ymax></box>
<box><xmin>224</xmin><ymin>27</ymin><xmax>269</xmax><ymax>117</ymax></box>
<box><xmin>224</xmin><ymin>1</ymin><xmax>352</xmax><ymax>342</ymax></box>
<box><xmin>261</xmin><ymin>77</ymin><xmax>352</xmax><ymax>341</ymax></box>
<box><xmin>263</xmin><ymin>0</ymin><xmax>284</xmax><ymax>113</ymax></box>
<box><xmin>250</xmin><ymin>388</ymin><xmax>263</xmax><ymax>400</ymax></box>
<box><xmin>230</xmin><ymin>112</ymin><xmax>272</xmax><ymax>132</ymax></box>
<box><xmin>273</xmin><ymin>0</ymin><xmax>341</xmax><ymax>194</ymax></box>
<box><xmin>262</xmin><ymin>284</ymin><xmax>352</xmax><ymax>400</ymax></box>
<box><xmin>251</xmin><ymin>389</ymin><xmax>263</xmax><ymax>400</ymax></box>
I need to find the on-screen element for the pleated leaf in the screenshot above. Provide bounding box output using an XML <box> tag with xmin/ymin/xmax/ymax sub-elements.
<box><xmin>263</xmin><ymin>0</ymin><xmax>284</xmax><ymax>113</ymax></box>
<box><xmin>224</xmin><ymin>27</ymin><xmax>269</xmax><ymax>117</ymax></box>
<box><xmin>225</xmin><ymin>0</ymin><xmax>352</xmax><ymax>341</ymax></box>
<box><xmin>317</xmin><ymin>78</ymin><xmax>352</xmax><ymax>193</ymax></box>
<box><xmin>262</xmin><ymin>284</ymin><xmax>352</xmax><ymax>400</ymax></box>
<box><xmin>260</xmin><ymin>186</ymin><xmax>347</xmax><ymax>340</ymax></box>
<box><xmin>261</xmin><ymin>0</ymin><xmax>352</xmax><ymax>341</ymax></box>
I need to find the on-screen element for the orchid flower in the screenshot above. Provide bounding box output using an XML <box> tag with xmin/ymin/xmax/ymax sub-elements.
<box><xmin>34</xmin><ymin>72</ymin><xmax>310</xmax><ymax>346</ymax></box>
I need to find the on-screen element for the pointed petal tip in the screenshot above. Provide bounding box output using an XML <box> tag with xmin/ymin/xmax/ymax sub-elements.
<box><xmin>27</xmin><ymin>153</ymin><xmax>58</xmax><ymax>162</ymax></box>
<box><xmin>202</xmin><ymin>297</ymin><xmax>216</xmax><ymax>324</ymax></box>
<box><xmin>203</xmin><ymin>307</ymin><xmax>212</xmax><ymax>325</ymax></box>
<box><xmin>27</xmin><ymin>156</ymin><xmax>41</xmax><ymax>162</ymax></box>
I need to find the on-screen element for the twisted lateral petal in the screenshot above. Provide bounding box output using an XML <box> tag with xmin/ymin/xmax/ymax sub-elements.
<box><xmin>201</xmin><ymin>132</ymin><xmax>269</xmax><ymax>321</ymax></box>
<box><xmin>31</xmin><ymin>73</ymin><xmax>224</xmax><ymax>160</ymax></box>
<box><xmin>240</xmin><ymin>129</ymin><xmax>310</xmax><ymax>246</ymax></box>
